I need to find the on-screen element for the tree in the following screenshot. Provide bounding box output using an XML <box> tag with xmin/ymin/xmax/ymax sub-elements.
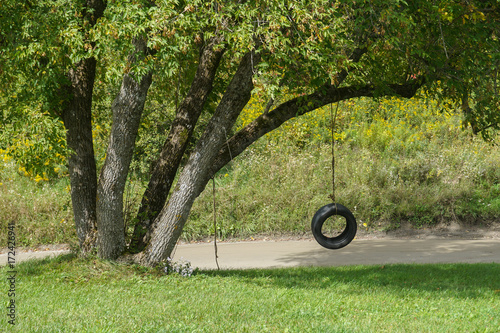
<box><xmin>1</xmin><ymin>0</ymin><xmax>499</xmax><ymax>266</ymax></box>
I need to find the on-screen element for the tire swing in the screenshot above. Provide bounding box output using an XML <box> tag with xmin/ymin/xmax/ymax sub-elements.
<box><xmin>311</xmin><ymin>103</ymin><xmax>357</xmax><ymax>249</ymax></box>
<box><xmin>311</xmin><ymin>203</ymin><xmax>357</xmax><ymax>249</ymax></box>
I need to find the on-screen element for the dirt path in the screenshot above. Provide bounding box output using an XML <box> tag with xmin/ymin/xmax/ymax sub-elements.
<box><xmin>0</xmin><ymin>244</ymin><xmax>71</xmax><ymax>266</ymax></box>
<box><xmin>171</xmin><ymin>238</ymin><xmax>500</xmax><ymax>270</ymax></box>
<box><xmin>2</xmin><ymin>222</ymin><xmax>499</xmax><ymax>269</ymax></box>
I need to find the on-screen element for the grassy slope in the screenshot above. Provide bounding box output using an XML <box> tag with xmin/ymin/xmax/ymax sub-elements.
<box><xmin>1</xmin><ymin>256</ymin><xmax>499</xmax><ymax>332</ymax></box>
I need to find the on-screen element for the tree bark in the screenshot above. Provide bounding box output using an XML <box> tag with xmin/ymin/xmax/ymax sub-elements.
<box><xmin>61</xmin><ymin>0</ymin><xmax>107</xmax><ymax>254</ymax></box>
<box><xmin>96</xmin><ymin>38</ymin><xmax>153</xmax><ymax>260</ymax></box>
<box><xmin>62</xmin><ymin>58</ymin><xmax>99</xmax><ymax>253</ymax></box>
<box><xmin>140</xmin><ymin>49</ymin><xmax>260</xmax><ymax>266</ymax></box>
<box><xmin>129</xmin><ymin>36</ymin><xmax>225</xmax><ymax>253</ymax></box>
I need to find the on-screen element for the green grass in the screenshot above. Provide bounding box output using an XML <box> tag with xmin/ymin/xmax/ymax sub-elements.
<box><xmin>2</xmin><ymin>256</ymin><xmax>499</xmax><ymax>332</ymax></box>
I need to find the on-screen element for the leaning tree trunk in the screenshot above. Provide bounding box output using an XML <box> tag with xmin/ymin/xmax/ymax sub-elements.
<box><xmin>129</xmin><ymin>36</ymin><xmax>225</xmax><ymax>253</ymax></box>
<box><xmin>96</xmin><ymin>38</ymin><xmax>153</xmax><ymax>260</ymax></box>
<box><xmin>139</xmin><ymin>50</ymin><xmax>260</xmax><ymax>266</ymax></box>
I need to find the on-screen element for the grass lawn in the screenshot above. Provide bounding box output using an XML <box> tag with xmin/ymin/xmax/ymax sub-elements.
<box><xmin>1</xmin><ymin>254</ymin><xmax>499</xmax><ymax>332</ymax></box>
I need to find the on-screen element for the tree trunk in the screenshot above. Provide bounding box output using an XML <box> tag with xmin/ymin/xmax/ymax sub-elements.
<box><xmin>62</xmin><ymin>58</ymin><xmax>99</xmax><ymax>254</ymax></box>
<box><xmin>129</xmin><ymin>36</ymin><xmax>225</xmax><ymax>253</ymax></box>
<box><xmin>139</xmin><ymin>49</ymin><xmax>260</xmax><ymax>266</ymax></box>
<box><xmin>96</xmin><ymin>38</ymin><xmax>153</xmax><ymax>260</ymax></box>
<box><xmin>461</xmin><ymin>89</ymin><xmax>479</xmax><ymax>134</ymax></box>
<box><xmin>60</xmin><ymin>0</ymin><xmax>106</xmax><ymax>254</ymax></box>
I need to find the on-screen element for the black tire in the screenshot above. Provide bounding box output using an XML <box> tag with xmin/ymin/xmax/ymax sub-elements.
<box><xmin>311</xmin><ymin>203</ymin><xmax>357</xmax><ymax>249</ymax></box>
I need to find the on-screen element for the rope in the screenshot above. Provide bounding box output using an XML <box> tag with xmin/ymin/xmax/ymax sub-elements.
<box><xmin>212</xmin><ymin>177</ymin><xmax>220</xmax><ymax>270</ymax></box>
<box><xmin>329</xmin><ymin>102</ymin><xmax>340</xmax><ymax>203</ymax></box>
<box><xmin>211</xmin><ymin>127</ymin><xmax>233</xmax><ymax>271</ymax></box>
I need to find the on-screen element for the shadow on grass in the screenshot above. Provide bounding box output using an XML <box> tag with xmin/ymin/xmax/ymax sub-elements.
<box><xmin>8</xmin><ymin>253</ymin><xmax>78</xmax><ymax>276</ymax></box>
<box><xmin>9</xmin><ymin>253</ymin><xmax>500</xmax><ymax>300</ymax></box>
<box><xmin>202</xmin><ymin>263</ymin><xmax>500</xmax><ymax>299</ymax></box>
<box><xmin>9</xmin><ymin>253</ymin><xmax>155</xmax><ymax>280</ymax></box>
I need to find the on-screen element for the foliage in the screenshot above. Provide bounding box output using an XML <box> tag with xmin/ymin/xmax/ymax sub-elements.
<box><xmin>0</xmin><ymin>104</ymin><xmax>67</xmax><ymax>181</ymax></box>
<box><xmin>3</xmin><ymin>0</ymin><xmax>499</xmax><ymax>143</ymax></box>
<box><xmin>128</xmin><ymin>100</ymin><xmax>174</xmax><ymax>179</ymax></box>
<box><xmin>3</xmin><ymin>255</ymin><xmax>499</xmax><ymax>332</ymax></box>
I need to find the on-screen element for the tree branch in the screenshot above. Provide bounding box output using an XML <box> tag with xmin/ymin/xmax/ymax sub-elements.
<box><xmin>208</xmin><ymin>79</ymin><xmax>424</xmax><ymax>183</ymax></box>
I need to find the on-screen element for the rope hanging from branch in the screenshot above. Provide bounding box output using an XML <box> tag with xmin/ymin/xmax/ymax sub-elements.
<box><xmin>329</xmin><ymin>102</ymin><xmax>340</xmax><ymax>203</ymax></box>
<box><xmin>211</xmin><ymin>127</ymin><xmax>233</xmax><ymax>271</ymax></box>
<box><xmin>212</xmin><ymin>177</ymin><xmax>220</xmax><ymax>270</ymax></box>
